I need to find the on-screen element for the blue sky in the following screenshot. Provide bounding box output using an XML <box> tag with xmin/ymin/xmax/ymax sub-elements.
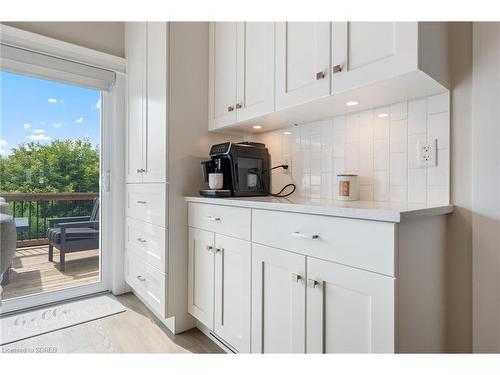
<box><xmin>0</xmin><ymin>70</ymin><xmax>101</xmax><ymax>157</ymax></box>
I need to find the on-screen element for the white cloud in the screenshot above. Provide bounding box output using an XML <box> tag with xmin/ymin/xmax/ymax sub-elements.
<box><xmin>24</xmin><ymin>123</ymin><xmax>32</xmax><ymax>130</ymax></box>
<box><xmin>75</xmin><ymin>117</ymin><xmax>84</xmax><ymax>124</ymax></box>
<box><xmin>48</xmin><ymin>98</ymin><xmax>58</xmax><ymax>103</ymax></box>
<box><xmin>0</xmin><ymin>139</ymin><xmax>8</xmax><ymax>156</ymax></box>
<box><xmin>95</xmin><ymin>99</ymin><xmax>101</xmax><ymax>110</ymax></box>
<box><xmin>26</xmin><ymin>134</ymin><xmax>51</xmax><ymax>142</ymax></box>
<box><xmin>53</xmin><ymin>122</ymin><xmax>63</xmax><ymax>128</ymax></box>
<box><xmin>32</xmin><ymin>129</ymin><xmax>46</xmax><ymax>134</ymax></box>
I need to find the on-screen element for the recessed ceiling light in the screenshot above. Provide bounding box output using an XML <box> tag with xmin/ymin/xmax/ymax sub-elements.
<box><xmin>283</xmin><ymin>131</ymin><xmax>292</xmax><ymax>135</ymax></box>
<box><xmin>253</xmin><ymin>125</ymin><xmax>262</xmax><ymax>129</ymax></box>
<box><xmin>377</xmin><ymin>113</ymin><xmax>389</xmax><ymax>118</ymax></box>
<box><xmin>346</xmin><ymin>101</ymin><xmax>359</xmax><ymax>106</ymax></box>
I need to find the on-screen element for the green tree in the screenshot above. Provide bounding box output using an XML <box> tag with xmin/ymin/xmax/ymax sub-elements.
<box><xmin>0</xmin><ymin>139</ymin><xmax>99</xmax><ymax>194</ymax></box>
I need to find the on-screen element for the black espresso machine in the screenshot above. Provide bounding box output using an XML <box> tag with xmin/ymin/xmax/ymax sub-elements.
<box><xmin>200</xmin><ymin>142</ymin><xmax>270</xmax><ymax>197</ymax></box>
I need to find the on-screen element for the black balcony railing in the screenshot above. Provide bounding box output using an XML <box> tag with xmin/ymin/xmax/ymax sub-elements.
<box><xmin>1</xmin><ymin>192</ymin><xmax>98</xmax><ymax>248</ymax></box>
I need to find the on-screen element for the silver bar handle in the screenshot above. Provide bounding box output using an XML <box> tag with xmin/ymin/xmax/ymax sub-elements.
<box><xmin>316</xmin><ymin>71</ymin><xmax>326</xmax><ymax>80</ymax></box>
<box><xmin>207</xmin><ymin>216</ymin><xmax>221</xmax><ymax>222</ymax></box>
<box><xmin>137</xmin><ymin>238</ymin><xmax>147</xmax><ymax>243</ymax></box>
<box><xmin>136</xmin><ymin>168</ymin><xmax>146</xmax><ymax>173</ymax></box>
<box><xmin>137</xmin><ymin>200</ymin><xmax>147</xmax><ymax>204</ymax></box>
<box><xmin>215</xmin><ymin>247</ymin><xmax>223</xmax><ymax>253</ymax></box>
<box><xmin>235</xmin><ymin>103</ymin><xmax>242</xmax><ymax>109</ymax></box>
<box><xmin>227</xmin><ymin>105</ymin><xmax>234</xmax><ymax>112</ymax></box>
<box><xmin>291</xmin><ymin>273</ymin><xmax>303</xmax><ymax>283</ymax></box>
<box><xmin>206</xmin><ymin>245</ymin><xmax>213</xmax><ymax>252</ymax></box>
<box><xmin>291</xmin><ymin>231</ymin><xmax>319</xmax><ymax>240</ymax></box>
<box><xmin>307</xmin><ymin>279</ymin><xmax>320</xmax><ymax>289</ymax></box>
<box><xmin>137</xmin><ymin>275</ymin><xmax>146</xmax><ymax>282</ymax></box>
<box><xmin>331</xmin><ymin>64</ymin><xmax>343</xmax><ymax>74</ymax></box>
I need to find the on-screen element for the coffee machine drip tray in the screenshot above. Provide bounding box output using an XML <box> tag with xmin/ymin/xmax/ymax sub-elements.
<box><xmin>199</xmin><ymin>189</ymin><xmax>232</xmax><ymax>198</ymax></box>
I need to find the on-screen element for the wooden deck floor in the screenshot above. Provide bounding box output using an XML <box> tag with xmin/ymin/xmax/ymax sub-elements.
<box><xmin>2</xmin><ymin>246</ymin><xmax>99</xmax><ymax>300</ymax></box>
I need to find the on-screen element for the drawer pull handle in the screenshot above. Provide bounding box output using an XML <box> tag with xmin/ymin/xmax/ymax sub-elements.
<box><xmin>137</xmin><ymin>275</ymin><xmax>146</xmax><ymax>282</ymax></box>
<box><xmin>215</xmin><ymin>247</ymin><xmax>223</xmax><ymax>254</ymax></box>
<box><xmin>291</xmin><ymin>231</ymin><xmax>319</xmax><ymax>240</ymax></box>
<box><xmin>207</xmin><ymin>216</ymin><xmax>221</xmax><ymax>222</ymax></box>
<box><xmin>136</xmin><ymin>168</ymin><xmax>146</xmax><ymax>173</ymax></box>
<box><xmin>137</xmin><ymin>238</ymin><xmax>147</xmax><ymax>243</ymax></box>
<box><xmin>307</xmin><ymin>279</ymin><xmax>320</xmax><ymax>289</ymax></box>
<box><xmin>137</xmin><ymin>200</ymin><xmax>147</xmax><ymax>204</ymax></box>
<box><xmin>206</xmin><ymin>245</ymin><xmax>214</xmax><ymax>252</ymax></box>
<box><xmin>291</xmin><ymin>273</ymin><xmax>303</xmax><ymax>283</ymax></box>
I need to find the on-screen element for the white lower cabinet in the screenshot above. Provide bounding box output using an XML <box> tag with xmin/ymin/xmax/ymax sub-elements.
<box><xmin>214</xmin><ymin>234</ymin><xmax>251</xmax><ymax>353</ymax></box>
<box><xmin>251</xmin><ymin>244</ymin><xmax>306</xmax><ymax>353</ymax></box>
<box><xmin>188</xmin><ymin>227</ymin><xmax>215</xmax><ymax>330</ymax></box>
<box><xmin>188</xmin><ymin>226</ymin><xmax>251</xmax><ymax>352</ymax></box>
<box><xmin>306</xmin><ymin>257</ymin><xmax>395</xmax><ymax>353</ymax></box>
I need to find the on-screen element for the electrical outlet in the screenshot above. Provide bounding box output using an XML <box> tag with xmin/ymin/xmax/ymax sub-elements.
<box><xmin>417</xmin><ymin>139</ymin><xmax>437</xmax><ymax>167</ymax></box>
<box><xmin>283</xmin><ymin>158</ymin><xmax>290</xmax><ymax>174</ymax></box>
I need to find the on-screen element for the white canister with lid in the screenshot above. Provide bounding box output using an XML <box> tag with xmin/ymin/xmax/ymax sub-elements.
<box><xmin>336</xmin><ymin>174</ymin><xmax>359</xmax><ymax>201</ymax></box>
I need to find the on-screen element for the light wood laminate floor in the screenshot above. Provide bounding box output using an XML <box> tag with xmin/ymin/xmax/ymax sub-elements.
<box><xmin>2</xmin><ymin>246</ymin><xmax>99</xmax><ymax>300</ymax></box>
<box><xmin>1</xmin><ymin>293</ymin><xmax>224</xmax><ymax>353</ymax></box>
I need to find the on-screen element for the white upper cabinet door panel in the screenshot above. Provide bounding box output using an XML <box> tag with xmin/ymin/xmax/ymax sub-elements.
<box><xmin>235</xmin><ymin>22</ymin><xmax>275</xmax><ymax>122</ymax></box>
<box><xmin>143</xmin><ymin>22</ymin><xmax>167</xmax><ymax>183</ymax></box>
<box><xmin>188</xmin><ymin>227</ymin><xmax>215</xmax><ymax>330</ymax></box>
<box><xmin>209</xmin><ymin>22</ymin><xmax>238</xmax><ymax>130</ymax></box>
<box><xmin>125</xmin><ymin>22</ymin><xmax>146</xmax><ymax>183</ymax></box>
<box><xmin>214</xmin><ymin>234</ymin><xmax>251</xmax><ymax>353</ymax></box>
<box><xmin>331</xmin><ymin>22</ymin><xmax>418</xmax><ymax>94</ymax></box>
<box><xmin>276</xmin><ymin>22</ymin><xmax>331</xmax><ymax>110</ymax></box>
<box><xmin>306</xmin><ymin>257</ymin><xmax>395</xmax><ymax>353</ymax></box>
<box><xmin>251</xmin><ymin>243</ymin><xmax>306</xmax><ymax>353</ymax></box>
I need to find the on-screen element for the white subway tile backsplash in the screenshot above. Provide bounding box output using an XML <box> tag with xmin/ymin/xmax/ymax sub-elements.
<box><xmin>428</xmin><ymin>112</ymin><xmax>450</xmax><ymax>149</ymax></box>
<box><xmin>391</xmin><ymin>102</ymin><xmax>407</xmax><ymax>121</ymax></box>
<box><xmin>408</xmin><ymin>98</ymin><xmax>427</xmax><ymax>135</ymax></box>
<box><xmin>374</xmin><ymin>139</ymin><xmax>390</xmax><ymax>170</ymax></box>
<box><xmin>374</xmin><ymin>170</ymin><xmax>390</xmax><ymax>201</ymax></box>
<box><xmin>427</xmin><ymin>92</ymin><xmax>449</xmax><ymax>114</ymax></box>
<box><xmin>408</xmin><ymin>168</ymin><xmax>427</xmax><ymax>203</ymax></box>
<box><xmin>390</xmin><ymin>152</ymin><xmax>408</xmax><ymax>186</ymax></box>
<box><xmin>390</xmin><ymin>119</ymin><xmax>408</xmax><ymax>153</ymax></box>
<box><xmin>258</xmin><ymin>93</ymin><xmax>449</xmax><ymax>204</ymax></box>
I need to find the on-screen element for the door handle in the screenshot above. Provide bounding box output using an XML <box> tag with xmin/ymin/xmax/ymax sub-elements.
<box><xmin>316</xmin><ymin>71</ymin><xmax>326</xmax><ymax>80</ymax></box>
<box><xmin>291</xmin><ymin>273</ymin><xmax>303</xmax><ymax>283</ymax></box>
<box><xmin>235</xmin><ymin>103</ymin><xmax>242</xmax><ymax>109</ymax></box>
<box><xmin>207</xmin><ymin>216</ymin><xmax>221</xmax><ymax>222</ymax></box>
<box><xmin>137</xmin><ymin>275</ymin><xmax>146</xmax><ymax>282</ymax></box>
<box><xmin>206</xmin><ymin>245</ymin><xmax>214</xmax><ymax>252</ymax></box>
<box><xmin>291</xmin><ymin>231</ymin><xmax>320</xmax><ymax>240</ymax></box>
<box><xmin>137</xmin><ymin>200</ymin><xmax>147</xmax><ymax>204</ymax></box>
<box><xmin>137</xmin><ymin>238</ymin><xmax>147</xmax><ymax>243</ymax></box>
<box><xmin>331</xmin><ymin>64</ymin><xmax>343</xmax><ymax>74</ymax></box>
<box><xmin>227</xmin><ymin>105</ymin><xmax>234</xmax><ymax>112</ymax></box>
<box><xmin>307</xmin><ymin>279</ymin><xmax>320</xmax><ymax>288</ymax></box>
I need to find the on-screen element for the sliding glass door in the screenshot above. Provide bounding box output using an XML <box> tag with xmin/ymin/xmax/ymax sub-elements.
<box><xmin>0</xmin><ymin>69</ymin><xmax>111</xmax><ymax>313</ymax></box>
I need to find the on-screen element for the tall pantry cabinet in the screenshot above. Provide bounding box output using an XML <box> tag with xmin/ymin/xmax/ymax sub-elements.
<box><xmin>124</xmin><ymin>22</ymin><xmax>217</xmax><ymax>334</ymax></box>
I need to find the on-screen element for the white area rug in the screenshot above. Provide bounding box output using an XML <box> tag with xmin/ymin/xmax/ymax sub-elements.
<box><xmin>0</xmin><ymin>294</ymin><xmax>126</xmax><ymax>345</ymax></box>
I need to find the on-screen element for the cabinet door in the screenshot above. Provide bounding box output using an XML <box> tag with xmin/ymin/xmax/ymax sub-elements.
<box><xmin>125</xmin><ymin>22</ymin><xmax>146</xmax><ymax>183</ymax></box>
<box><xmin>331</xmin><ymin>22</ymin><xmax>418</xmax><ymax>94</ymax></box>
<box><xmin>209</xmin><ymin>22</ymin><xmax>238</xmax><ymax>130</ymax></box>
<box><xmin>143</xmin><ymin>22</ymin><xmax>167</xmax><ymax>183</ymax></box>
<box><xmin>306</xmin><ymin>257</ymin><xmax>395</xmax><ymax>353</ymax></box>
<box><xmin>275</xmin><ymin>22</ymin><xmax>330</xmax><ymax>110</ymax></box>
<box><xmin>235</xmin><ymin>22</ymin><xmax>275</xmax><ymax>122</ymax></box>
<box><xmin>251</xmin><ymin>243</ymin><xmax>306</xmax><ymax>353</ymax></box>
<box><xmin>188</xmin><ymin>227</ymin><xmax>215</xmax><ymax>330</ymax></box>
<box><xmin>214</xmin><ymin>234</ymin><xmax>251</xmax><ymax>353</ymax></box>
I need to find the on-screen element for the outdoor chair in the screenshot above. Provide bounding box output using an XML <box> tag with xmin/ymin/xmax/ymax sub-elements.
<box><xmin>47</xmin><ymin>198</ymin><xmax>99</xmax><ymax>271</ymax></box>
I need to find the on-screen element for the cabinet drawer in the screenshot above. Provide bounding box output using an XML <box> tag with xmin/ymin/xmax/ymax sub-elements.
<box><xmin>252</xmin><ymin>209</ymin><xmax>396</xmax><ymax>276</ymax></box>
<box><xmin>126</xmin><ymin>217</ymin><xmax>167</xmax><ymax>272</ymax></box>
<box><xmin>125</xmin><ymin>250</ymin><xmax>166</xmax><ymax>317</ymax></box>
<box><xmin>188</xmin><ymin>203</ymin><xmax>251</xmax><ymax>241</ymax></box>
<box><xmin>126</xmin><ymin>183</ymin><xmax>166</xmax><ymax>226</ymax></box>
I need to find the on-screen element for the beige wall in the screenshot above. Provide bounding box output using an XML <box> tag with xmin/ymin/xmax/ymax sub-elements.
<box><xmin>2</xmin><ymin>22</ymin><xmax>125</xmax><ymax>57</ymax></box>
<box><xmin>446</xmin><ymin>22</ymin><xmax>473</xmax><ymax>353</ymax></box>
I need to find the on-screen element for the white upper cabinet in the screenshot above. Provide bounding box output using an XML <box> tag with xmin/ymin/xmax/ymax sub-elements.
<box><xmin>209</xmin><ymin>22</ymin><xmax>275</xmax><ymax>130</ymax></box>
<box><xmin>331</xmin><ymin>22</ymin><xmax>418</xmax><ymax>94</ymax></box>
<box><xmin>125</xmin><ymin>22</ymin><xmax>167</xmax><ymax>183</ymax></box>
<box><xmin>306</xmin><ymin>257</ymin><xmax>395</xmax><ymax>353</ymax></box>
<box><xmin>209</xmin><ymin>22</ymin><xmax>238</xmax><ymax>130</ymax></box>
<box><xmin>207</xmin><ymin>22</ymin><xmax>448</xmax><ymax>133</ymax></box>
<box><xmin>125</xmin><ymin>22</ymin><xmax>146</xmax><ymax>183</ymax></box>
<box><xmin>275</xmin><ymin>22</ymin><xmax>331</xmax><ymax>110</ymax></box>
<box><xmin>235</xmin><ymin>22</ymin><xmax>275</xmax><ymax>122</ymax></box>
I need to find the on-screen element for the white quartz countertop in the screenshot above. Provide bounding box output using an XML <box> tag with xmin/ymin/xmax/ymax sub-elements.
<box><xmin>184</xmin><ymin>196</ymin><xmax>453</xmax><ymax>223</ymax></box>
